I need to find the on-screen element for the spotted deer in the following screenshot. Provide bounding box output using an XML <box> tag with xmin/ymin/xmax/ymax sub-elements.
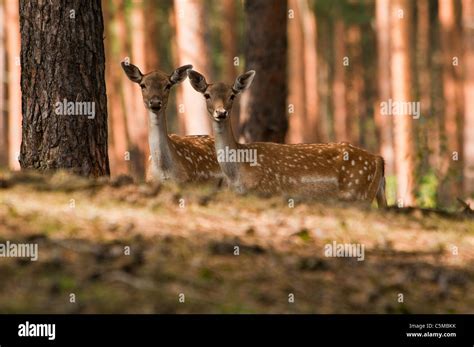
<box><xmin>121</xmin><ymin>62</ymin><xmax>221</xmax><ymax>183</ymax></box>
<box><xmin>187</xmin><ymin>69</ymin><xmax>387</xmax><ymax>206</ymax></box>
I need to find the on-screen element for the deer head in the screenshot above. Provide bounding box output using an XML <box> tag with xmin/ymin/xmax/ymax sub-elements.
<box><xmin>121</xmin><ymin>62</ymin><xmax>192</xmax><ymax>113</ymax></box>
<box><xmin>187</xmin><ymin>69</ymin><xmax>256</xmax><ymax>122</ymax></box>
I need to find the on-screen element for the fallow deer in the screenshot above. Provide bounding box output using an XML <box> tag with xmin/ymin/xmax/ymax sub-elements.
<box><xmin>187</xmin><ymin>69</ymin><xmax>387</xmax><ymax>207</ymax></box>
<box><xmin>121</xmin><ymin>62</ymin><xmax>221</xmax><ymax>183</ymax></box>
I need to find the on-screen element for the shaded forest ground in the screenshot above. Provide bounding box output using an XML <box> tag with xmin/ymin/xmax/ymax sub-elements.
<box><xmin>0</xmin><ymin>171</ymin><xmax>473</xmax><ymax>313</ymax></box>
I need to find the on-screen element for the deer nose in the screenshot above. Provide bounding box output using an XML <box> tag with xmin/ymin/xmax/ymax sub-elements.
<box><xmin>214</xmin><ymin>108</ymin><xmax>228</xmax><ymax>120</ymax></box>
<box><xmin>148</xmin><ymin>98</ymin><xmax>162</xmax><ymax>110</ymax></box>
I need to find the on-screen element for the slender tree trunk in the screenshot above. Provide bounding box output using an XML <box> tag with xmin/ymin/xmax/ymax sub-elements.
<box><xmin>463</xmin><ymin>0</ymin><xmax>474</xmax><ymax>195</ymax></box>
<box><xmin>128</xmin><ymin>0</ymin><xmax>149</xmax><ymax>179</ymax></box>
<box><xmin>5</xmin><ymin>0</ymin><xmax>21</xmax><ymax>170</ymax></box>
<box><xmin>416</xmin><ymin>0</ymin><xmax>434</xmax><ymax>179</ymax></box>
<box><xmin>375</xmin><ymin>0</ymin><xmax>394</xmax><ymax>174</ymax></box>
<box><xmin>0</xmin><ymin>0</ymin><xmax>6</xmax><ymax>167</ymax></box>
<box><xmin>19</xmin><ymin>0</ymin><xmax>109</xmax><ymax>176</ymax></box>
<box><xmin>144</xmin><ymin>0</ymin><xmax>160</xmax><ymax>72</ymax></box>
<box><xmin>438</xmin><ymin>0</ymin><xmax>464</xmax><ymax>205</ymax></box>
<box><xmin>299</xmin><ymin>0</ymin><xmax>319</xmax><ymax>143</ymax></box>
<box><xmin>169</xmin><ymin>7</ymin><xmax>186</xmax><ymax>135</ymax></box>
<box><xmin>346</xmin><ymin>25</ymin><xmax>365</xmax><ymax>147</ymax></box>
<box><xmin>220</xmin><ymin>0</ymin><xmax>240</xmax><ymax>139</ymax></box>
<box><xmin>106</xmin><ymin>0</ymin><xmax>129</xmax><ymax>176</ymax></box>
<box><xmin>333</xmin><ymin>19</ymin><xmax>348</xmax><ymax>142</ymax></box>
<box><xmin>240</xmin><ymin>0</ymin><xmax>288</xmax><ymax>143</ymax></box>
<box><xmin>316</xmin><ymin>16</ymin><xmax>330</xmax><ymax>143</ymax></box>
<box><xmin>390</xmin><ymin>0</ymin><xmax>416</xmax><ymax>206</ymax></box>
<box><xmin>287</xmin><ymin>0</ymin><xmax>305</xmax><ymax>144</ymax></box>
<box><xmin>174</xmin><ymin>0</ymin><xmax>211</xmax><ymax>135</ymax></box>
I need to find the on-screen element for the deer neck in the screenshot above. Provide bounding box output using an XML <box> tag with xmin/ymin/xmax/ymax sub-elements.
<box><xmin>213</xmin><ymin>118</ymin><xmax>240</xmax><ymax>180</ymax></box>
<box><xmin>148</xmin><ymin>109</ymin><xmax>175</xmax><ymax>173</ymax></box>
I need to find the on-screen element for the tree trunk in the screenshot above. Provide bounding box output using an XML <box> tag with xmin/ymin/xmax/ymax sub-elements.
<box><xmin>169</xmin><ymin>7</ymin><xmax>186</xmax><ymax>135</ymax></box>
<box><xmin>287</xmin><ymin>0</ymin><xmax>305</xmax><ymax>144</ymax></box>
<box><xmin>346</xmin><ymin>25</ymin><xmax>365</xmax><ymax>147</ymax></box>
<box><xmin>316</xmin><ymin>15</ymin><xmax>330</xmax><ymax>143</ymax></box>
<box><xmin>333</xmin><ymin>19</ymin><xmax>348</xmax><ymax>142</ymax></box>
<box><xmin>0</xmin><ymin>0</ymin><xmax>6</xmax><ymax>167</ymax></box>
<box><xmin>300</xmin><ymin>0</ymin><xmax>318</xmax><ymax>143</ymax></box>
<box><xmin>219</xmin><ymin>0</ymin><xmax>240</xmax><ymax>139</ymax></box>
<box><xmin>127</xmin><ymin>0</ymin><xmax>149</xmax><ymax>179</ymax></box>
<box><xmin>19</xmin><ymin>0</ymin><xmax>109</xmax><ymax>177</ymax></box>
<box><xmin>174</xmin><ymin>0</ymin><xmax>211</xmax><ymax>135</ymax></box>
<box><xmin>105</xmin><ymin>0</ymin><xmax>129</xmax><ymax>176</ymax></box>
<box><xmin>390</xmin><ymin>0</ymin><xmax>416</xmax><ymax>206</ymax></box>
<box><xmin>463</xmin><ymin>0</ymin><xmax>474</xmax><ymax>195</ymax></box>
<box><xmin>416</xmin><ymin>0</ymin><xmax>435</xmax><ymax>178</ymax></box>
<box><xmin>240</xmin><ymin>0</ymin><xmax>288</xmax><ymax>143</ymax></box>
<box><xmin>375</xmin><ymin>0</ymin><xmax>394</xmax><ymax>174</ymax></box>
<box><xmin>5</xmin><ymin>0</ymin><xmax>21</xmax><ymax>170</ymax></box>
<box><xmin>438</xmin><ymin>0</ymin><xmax>464</xmax><ymax>205</ymax></box>
<box><xmin>143</xmin><ymin>0</ymin><xmax>160</xmax><ymax>72</ymax></box>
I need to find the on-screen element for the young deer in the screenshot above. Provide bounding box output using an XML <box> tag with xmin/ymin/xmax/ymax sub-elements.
<box><xmin>121</xmin><ymin>62</ymin><xmax>221</xmax><ymax>183</ymax></box>
<box><xmin>187</xmin><ymin>69</ymin><xmax>387</xmax><ymax>207</ymax></box>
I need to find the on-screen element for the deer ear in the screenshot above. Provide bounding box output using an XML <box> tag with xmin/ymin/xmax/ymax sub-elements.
<box><xmin>187</xmin><ymin>70</ymin><xmax>208</xmax><ymax>93</ymax></box>
<box><xmin>233</xmin><ymin>70</ymin><xmax>256</xmax><ymax>94</ymax></box>
<box><xmin>170</xmin><ymin>64</ymin><xmax>193</xmax><ymax>85</ymax></box>
<box><xmin>121</xmin><ymin>62</ymin><xmax>143</xmax><ymax>83</ymax></box>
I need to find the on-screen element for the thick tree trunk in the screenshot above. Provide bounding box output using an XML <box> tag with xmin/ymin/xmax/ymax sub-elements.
<box><xmin>240</xmin><ymin>0</ymin><xmax>288</xmax><ymax>143</ymax></box>
<box><xmin>19</xmin><ymin>0</ymin><xmax>109</xmax><ymax>177</ymax></box>
<box><xmin>438</xmin><ymin>0</ymin><xmax>464</xmax><ymax>205</ymax></box>
<box><xmin>332</xmin><ymin>19</ymin><xmax>348</xmax><ymax>143</ymax></box>
<box><xmin>375</xmin><ymin>0</ymin><xmax>394</xmax><ymax>174</ymax></box>
<box><xmin>5</xmin><ymin>0</ymin><xmax>21</xmax><ymax>170</ymax></box>
<box><xmin>174</xmin><ymin>0</ymin><xmax>211</xmax><ymax>135</ymax></box>
<box><xmin>287</xmin><ymin>0</ymin><xmax>306</xmax><ymax>144</ymax></box>
<box><xmin>390</xmin><ymin>0</ymin><xmax>416</xmax><ymax>206</ymax></box>
<box><xmin>463</xmin><ymin>0</ymin><xmax>474</xmax><ymax>195</ymax></box>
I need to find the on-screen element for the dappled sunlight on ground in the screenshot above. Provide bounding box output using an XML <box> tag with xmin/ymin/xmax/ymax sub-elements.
<box><xmin>0</xmin><ymin>171</ymin><xmax>473</xmax><ymax>313</ymax></box>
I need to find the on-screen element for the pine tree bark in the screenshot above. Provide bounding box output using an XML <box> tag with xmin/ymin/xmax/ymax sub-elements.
<box><xmin>19</xmin><ymin>0</ymin><xmax>109</xmax><ymax>177</ymax></box>
<box><xmin>5</xmin><ymin>0</ymin><xmax>21</xmax><ymax>170</ymax></box>
<box><xmin>390</xmin><ymin>0</ymin><xmax>416</xmax><ymax>205</ymax></box>
<box><xmin>240</xmin><ymin>0</ymin><xmax>288</xmax><ymax>143</ymax></box>
<box><xmin>463</xmin><ymin>0</ymin><xmax>474</xmax><ymax>194</ymax></box>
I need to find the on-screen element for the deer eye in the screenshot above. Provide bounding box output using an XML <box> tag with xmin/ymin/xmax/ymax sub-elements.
<box><xmin>204</xmin><ymin>94</ymin><xmax>211</xmax><ymax>100</ymax></box>
<box><xmin>140</xmin><ymin>84</ymin><xmax>146</xmax><ymax>90</ymax></box>
<box><xmin>229</xmin><ymin>94</ymin><xmax>235</xmax><ymax>101</ymax></box>
<box><xmin>165</xmin><ymin>84</ymin><xmax>171</xmax><ymax>90</ymax></box>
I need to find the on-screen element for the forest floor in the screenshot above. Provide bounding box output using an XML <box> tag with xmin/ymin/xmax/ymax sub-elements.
<box><xmin>0</xmin><ymin>170</ymin><xmax>473</xmax><ymax>314</ymax></box>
